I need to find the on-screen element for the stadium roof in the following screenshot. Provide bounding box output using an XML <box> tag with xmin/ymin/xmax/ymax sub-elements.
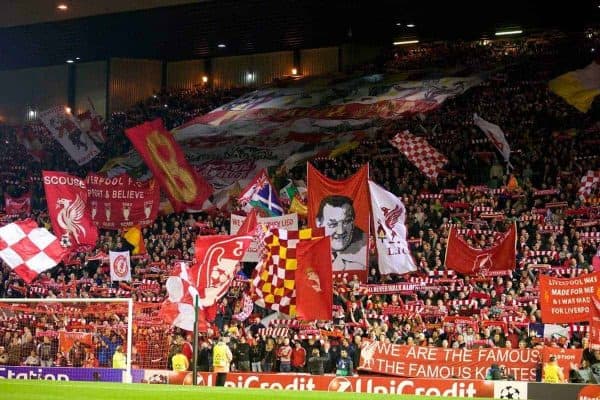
<box><xmin>0</xmin><ymin>0</ymin><xmax>201</xmax><ymax>28</ymax></box>
<box><xmin>0</xmin><ymin>0</ymin><xmax>598</xmax><ymax>70</ymax></box>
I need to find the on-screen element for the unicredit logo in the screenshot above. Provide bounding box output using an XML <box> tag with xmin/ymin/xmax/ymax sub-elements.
<box><xmin>223</xmin><ymin>375</ymin><xmax>316</xmax><ymax>391</ymax></box>
<box><xmin>328</xmin><ymin>377</ymin><xmax>353</xmax><ymax>392</ymax></box>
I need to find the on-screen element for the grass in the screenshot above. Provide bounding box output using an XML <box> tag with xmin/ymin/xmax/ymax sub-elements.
<box><xmin>0</xmin><ymin>380</ymin><xmax>498</xmax><ymax>400</ymax></box>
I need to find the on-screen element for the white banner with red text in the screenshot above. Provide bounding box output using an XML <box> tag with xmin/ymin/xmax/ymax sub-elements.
<box><xmin>358</xmin><ymin>341</ymin><xmax>542</xmax><ymax>381</ymax></box>
<box><xmin>230</xmin><ymin>213</ymin><xmax>298</xmax><ymax>261</ymax></box>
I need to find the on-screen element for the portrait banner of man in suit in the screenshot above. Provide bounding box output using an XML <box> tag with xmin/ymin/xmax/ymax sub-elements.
<box><xmin>307</xmin><ymin>163</ymin><xmax>370</xmax><ymax>281</ymax></box>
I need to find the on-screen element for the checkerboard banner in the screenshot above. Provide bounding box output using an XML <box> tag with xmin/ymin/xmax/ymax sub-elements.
<box><xmin>0</xmin><ymin>219</ymin><xmax>68</xmax><ymax>283</ymax></box>
<box><xmin>578</xmin><ymin>170</ymin><xmax>600</xmax><ymax>199</ymax></box>
<box><xmin>250</xmin><ymin>227</ymin><xmax>323</xmax><ymax>316</ymax></box>
<box><xmin>389</xmin><ymin>131</ymin><xmax>448</xmax><ymax>180</ymax></box>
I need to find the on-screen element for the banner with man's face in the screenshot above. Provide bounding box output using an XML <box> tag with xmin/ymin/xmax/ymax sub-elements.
<box><xmin>307</xmin><ymin>163</ymin><xmax>370</xmax><ymax>281</ymax></box>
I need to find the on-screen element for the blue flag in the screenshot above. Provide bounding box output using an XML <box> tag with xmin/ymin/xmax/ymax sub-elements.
<box><xmin>239</xmin><ymin>169</ymin><xmax>283</xmax><ymax>216</ymax></box>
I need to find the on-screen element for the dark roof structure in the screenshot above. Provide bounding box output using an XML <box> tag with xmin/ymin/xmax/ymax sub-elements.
<box><xmin>0</xmin><ymin>0</ymin><xmax>597</xmax><ymax>70</ymax></box>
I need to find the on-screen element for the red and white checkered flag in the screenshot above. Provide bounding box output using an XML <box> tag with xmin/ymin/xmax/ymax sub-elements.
<box><xmin>390</xmin><ymin>131</ymin><xmax>448</xmax><ymax>180</ymax></box>
<box><xmin>579</xmin><ymin>170</ymin><xmax>600</xmax><ymax>199</ymax></box>
<box><xmin>0</xmin><ymin>219</ymin><xmax>68</xmax><ymax>283</ymax></box>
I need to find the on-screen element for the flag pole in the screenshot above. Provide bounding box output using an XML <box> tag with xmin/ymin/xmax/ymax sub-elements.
<box><xmin>192</xmin><ymin>295</ymin><xmax>199</xmax><ymax>385</ymax></box>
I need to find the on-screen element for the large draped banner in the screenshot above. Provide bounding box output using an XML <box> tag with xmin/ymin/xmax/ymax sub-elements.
<box><xmin>42</xmin><ymin>171</ymin><xmax>98</xmax><ymax>248</ymax></box>
<box><xmin>125</xmin><ymin>119</ymin><xmax>213</xmax><ymax>212</ymax></box>
<box><xmin>368</xmin><ymin>181</ymin><xmax>416</xmax><ymax>275</ymax></box>
<box><xmin>174</xmin><ymin>75</ymin><xmax>482</xmax><ymax>138</ymax></box>
<box><xmin>307</xmin><ymin>164</ymin><xmax>370</xmax><ymax>281</ymax></box>
<box><xmin>39</xmin><ymin>106</ymin><xmax>99</xmax><ymax>165</ymax></box>
<box><xmin>445</xmin><ymin>224</ymin><xmax>516</xmax><ymax>276</ymax></box>
<box><xmin>359</xmin><ymin>341</ymin><xmax>541</xmax><ymax>381</ymax></box>
<box><xmin>230</xmin><ymin>213</ymin><xmax>298</xmax><ymax>262</ymax></box>
<box><xmin>86</xmin><ymin>173</ymin><xmax>159</xmax><ymax>230</ymax></box>
<box><xmin>104</xmin><ymin>74</ymin><xmax>482</xmax><ymax>212</ymax></box>
<box><xmin>539</xmin><ymin>272</ymin><xmax>600</xmax><ymax>323</ymax></box>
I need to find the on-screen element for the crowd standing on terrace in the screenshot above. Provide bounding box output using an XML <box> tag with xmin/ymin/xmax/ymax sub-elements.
<box><xmin>0</xmin><ymin>34</ymin><xmax>599</xmax><ymax>382</ymax></box>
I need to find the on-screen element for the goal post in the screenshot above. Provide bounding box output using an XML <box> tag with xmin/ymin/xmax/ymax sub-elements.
<box><xmin>0</xmin><ymin>298</ymin><xmax>134</xmax><ymax>383</ymax></box>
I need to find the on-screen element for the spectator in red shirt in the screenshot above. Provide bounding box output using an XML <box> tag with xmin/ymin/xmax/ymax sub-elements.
<box><xmin>277</xmin><ymin>338</ymin><xmax>292</xmax><ymax>372</ymax></box>
<box><xmin>291</xmin><ymin>341</ymin><xmax>306</xmax><ymax>372</ymax></box>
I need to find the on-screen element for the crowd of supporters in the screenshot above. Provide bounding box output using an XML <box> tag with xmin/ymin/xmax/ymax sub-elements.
<box><xmin>0</xmin><ymin>35</ymin><xmax>599</xmax><ymax>381</ymax></box>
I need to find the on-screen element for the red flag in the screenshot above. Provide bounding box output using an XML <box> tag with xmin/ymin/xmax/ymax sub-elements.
<box><xmin>125</xmin><ymin>119</ymin><xmax>213</xmax><ymax>212</ymax></box>
<box><xmin>5</xmin><ymin>193</ymin><xmax>31</xmax><ymax>215</ymax></box>
<box><xmin>539</xmin><ymin>272</ymin><xmax>600</xmax><ymax>324</ymax></box>
<box><xmin>238</xmin><ymin>209</ymin><xmax>259</xmax><ymax>235</ymax></box>
<box><xmin>42</xmin><ymin>171</ymin><xmax>98</xmax><ymax>248</ymax></box>
<box><xmin>161</xmin><ymin>236</ymin><xmax>251</xmax><ymax>332</ymax></box>
<box><xmin>445</xmin><ymin>223</ymin><xmax>516</xmax><ymax>275</ymax></box>
<box><xmin>189</xmin><ymin>235</ymin><xmax>253</xmax><ymax>308</ymax></box>
<box><xmin>296</xmin><ymin>236</ymin><xmax>333</xmax><ymax>321</ymax></box>
<box><xmin>86</xmin><ymin>173</ymin><xmax>160</xmax><ymax>230</ymax></box>
<box><xmin>307</xmin><ymin>163</ymin><xmax>370</xmax><ymax>281</ymax></box>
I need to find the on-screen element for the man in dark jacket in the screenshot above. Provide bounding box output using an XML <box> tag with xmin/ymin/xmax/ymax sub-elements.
<box><xmin>250</xmin><ymin>339</ymin><xmax>263</xmax><ymax>372</ymax></box>
<box><xmin>234</xmin><ymin>336</ymin><xmax>251</xmax><ymax>372</ymax></box>
<box><xmin>197</xmin><ymin>341</ymin><xmax>212</xmax><ymax>372</ymax></box>
<box><xmin>307</xmin><ymin>348</ymin><xmax>328</xmax><ymax>375</ymax></box>
<box><xmin>335</xmin><ymin>349</ymin><xmax>354</xmax><ymax>376</ymax></box>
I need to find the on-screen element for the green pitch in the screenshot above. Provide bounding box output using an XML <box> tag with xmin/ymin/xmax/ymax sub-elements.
<box><xmin>0</xmin><ymin>380</ymin><xmax>496</xmax><ymax>400</ymax></box>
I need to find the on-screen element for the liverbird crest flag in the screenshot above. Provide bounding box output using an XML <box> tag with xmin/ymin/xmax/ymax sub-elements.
<box><xmin>445</xmin><ymin>223</ymin><xmax>516</xmax><ymax>276</ymax></box>
<box><xmin>109</xmin><ymin>250</ymin><xmax>131</xmax><ymax>282</ymax></box>
<box><xmin>238</xmin><ymin>169</ymin><xmax>283</xmax><ymax>216</ymax></box>
<box><xmin>42</xmin><ymin>171</ymin><xmax>98</xmax><ymax>248</ymax></box>
<box><xmin>39</xmin><ymin>106</ymin><xmax>100</xmax><ymax>165</ymax></box>
<box><xmin>368</xmin><ymin>181</ymin><xmax>416</xmax><ymax>275</ymax></box>
<box><xmin>160</xmin><ymin>235</ymin><xmax>252</xmax><ymax>332</ymax></box>
<box><xmin>296</xmin><ymin>236</ymin><xmax>333</xmax><ymax>321</ymax></box>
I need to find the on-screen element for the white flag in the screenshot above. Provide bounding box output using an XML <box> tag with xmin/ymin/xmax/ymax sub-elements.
<box><xmin>473</xmin><ymin>113</ymin><xmax>511</xmax><ymax>165</ymax></box>
<box><xmin>39</xmin><ymin>106</ymin><xmax>100</xmax><ymax>165</ymax></box>
<box><xmin>368</xmin><ymin>181</ymin><xmax>416</xmax><ymax>275</ymax></box>
<box><xmin>109</xmin><ymin>250</ymin><xmax>131</xmax><ymax>282</ymax></box>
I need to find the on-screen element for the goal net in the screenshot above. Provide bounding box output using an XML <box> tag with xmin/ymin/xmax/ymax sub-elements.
<box><xmin>0</xmin><ymin>298</ymin><xmax>138</xmax><ymax>382</ymax></box>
